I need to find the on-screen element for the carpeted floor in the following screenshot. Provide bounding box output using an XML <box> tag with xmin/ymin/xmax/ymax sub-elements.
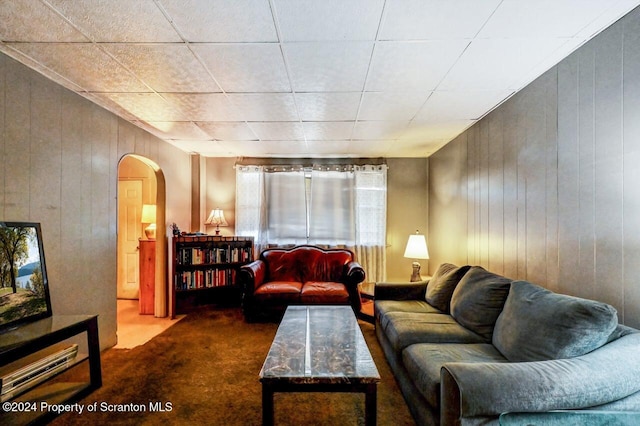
<box><xmin>50</xmin><ymin>307</ymin><xmax>415</xmax><ymax>426</ymax></box>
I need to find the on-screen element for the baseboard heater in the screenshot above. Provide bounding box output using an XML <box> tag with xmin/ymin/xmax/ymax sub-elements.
<box><xmin>1</xmin><ymin>344</ymin><xmax>79</xmax><ymax>402</ymax></box>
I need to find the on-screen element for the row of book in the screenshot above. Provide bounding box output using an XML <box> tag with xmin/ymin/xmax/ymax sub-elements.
<box><xmin>176</xmin><ymin>246</ymin><xmax>253</xmax><ymax>265</ymax></box>
<box><xmin>174</xmin><ymin>268</ymin><xmax>237</xmax><ymax>290</ymax></box>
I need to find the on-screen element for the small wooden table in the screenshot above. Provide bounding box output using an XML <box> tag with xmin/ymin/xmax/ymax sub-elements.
<box><xmin>259</xmin><ymin>305</ymin><xmax>380</xmax><ymax>425</ymax></box>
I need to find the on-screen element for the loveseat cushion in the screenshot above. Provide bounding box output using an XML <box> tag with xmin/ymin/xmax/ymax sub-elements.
<box><xmin>402</xmin><ymin>343</ymin><xmax>506</xmax><ymax>410</ymax></box>
<box><xmin>383</xmin><ymin>311</ymin><xmax>485</xmax><ymax>354</ymax></box>
<box><xmin>492</xmin><ymin>280</ymin><xmax>619</xmax><ymax>362</ymax></box>
<box><xmin>300</xmin><ymin>281</ymin><xmax>349</xmax><ymax>304</ymax></box>
<box><xmin>425</xmin><ymin>263</ymin><xmax>471</xmax><ymax>312</ymax></box>
<box><xmin>254</xmin><ymin>281</ymin><xmax>303</xmax><ymax>303</ymax></box>
<box><xmin>450</xmin><ymin>266</ymin><xmax>511</xmax><ymax>341</ymax></box>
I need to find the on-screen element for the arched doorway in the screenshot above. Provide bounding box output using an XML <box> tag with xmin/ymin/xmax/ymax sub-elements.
<box><xmin>117</xmin><ymin>154</ymin><xmax>168</xmax><ymax>318</ymax></box>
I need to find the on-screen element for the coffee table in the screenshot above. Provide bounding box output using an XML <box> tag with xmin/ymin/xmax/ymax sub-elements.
<box><xmin>259</xmin><ymin>305</ymin><xmax>381</xmax><ymax>425</ymax></box>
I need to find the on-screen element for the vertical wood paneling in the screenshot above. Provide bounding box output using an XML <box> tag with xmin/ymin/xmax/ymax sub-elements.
<box><xmin>593</xmin><ymin>25</ymin><xmax>624</xmax><ymax>310</ymax></box>
<box><xmin>429</xmin><ymin>6</ymin><xmax>640</xmax><ymax>327</ymax></box>
<box><xmin>577</xmin><ymin>44</ymin><xmax>597</xmax><ymax>300</ymax></box>
<box><xmin>557</xmin><ymin>55</ymin><xmax>580</xmax><ymax>295</ymax></box>
<box><xmin>623</xmin><ymin>9</ymin><xmax>640</xmax><ymax>329</ymax></box>
<box><xmin>0</xmin><ymin>54</ymin><xmax>193</xmax><ymax>348</ymax></box>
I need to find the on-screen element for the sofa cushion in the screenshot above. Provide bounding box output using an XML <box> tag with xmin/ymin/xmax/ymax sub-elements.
<box><xmin>374</xmin><ymin>300</ymin><xmax>443</xmax><ymax>324</ymax></box>
<box><xmin>492</xmin><ymin>280</ymin><xmax>619</xmax><ymax>362</ymax></box>
<box><xmin>402</xmin><ymin>343</ymin><xmax>506</xmax><ymax>410</ymax></box>
<box><xmin>254</xmin><ymin>281</ymin><xmax>303</xmax><ymax>303</ymax></box>
<box><xmin>383</xmin><ymin>311</ymin><xmax>486</xmax><ymax>354</ymax></box>
<box><xmin>300</xmin><ymin>281</ymin><xmax>349</xmax><ymax>304</ymax></box>
<box><xmin>425</xmin><ymin>263</ymin><xmax>472</xmax><ymax>312</ymax></box>
<box><xmin>450</xmin><ymin>266</ymin><xmax>511</xmax><ymax>341</ymax></box>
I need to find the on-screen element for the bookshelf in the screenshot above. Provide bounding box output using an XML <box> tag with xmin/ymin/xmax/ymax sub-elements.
<box><xmin>170</xmin><ymin>235</ymin><xmax>254</xmax><ymax>316</ymax></box>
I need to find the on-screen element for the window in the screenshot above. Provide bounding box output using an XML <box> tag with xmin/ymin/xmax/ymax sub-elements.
<box><xmin>236</xmin><ymin>164</ymin><xmax>387</xmax><ymax>280</ymax></box>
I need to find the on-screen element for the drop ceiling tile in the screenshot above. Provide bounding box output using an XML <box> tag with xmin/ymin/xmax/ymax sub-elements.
<box><xmin>478</xmin><ymin>0</ymin><xmax>621</xmax><ymax>39</ymax></box>
<box><xmin>0</xmin><ymin>0</ymin><xmax>88</xmax><ymax>42</ymax></box>
<box><xmin>366</xmin><ymin>40</ymin><xmax>469</xmax><ymax>91</ymax></box>
<box><xmin>358</xmin><ymin>91</ymin><xmax>429</xmax><ymax>121</ymax></box>
<box><xmin>158</xmin><ymin>0</ymin><xmax>278</xmax><ymax>42</ymax></box>
<box><xmin>352</xmin><ymin>121</ymin><xmax>409</xmax><ymax>140</ymax></box>
<box><xmin>103</xmin><ymin>93</ymin><xmax>187</xmax><ymax>121</ymax></box>
<box><xmin>228</xmin><ymin>93</ymin><xmax>298</xmax><ymax>121</ymax></box>
<box><xmin>295</xmin><ymin>92</ymin><xmax>362</xmax><ymax>121</ymax></box>
<box><xmin>248</xmin><ymin>122</ymin><xmax>305</xmax><ymax>140</ymax></box>
<box><xmin>284</xmin><ymin>41</ymin><xmax>373</xmax><ymax>91</ymax></box>
<box><xmin>274</xmin><ymin>0</ymin><xmax>385</xmax><ymax>41</ymax></box>
<box><xmin>416</xmin><ymin>90</ymin><xmax>513</xmax><ymax>121</ymax></box>
<box><xmin>8</xmin><ymin>43</ymin><xmax>149</xmax><ymax>92</ymax></box>
<box><xmin>379</xmin><ymin>0</ymin><xmax>501</xmax><ymax>40</ymax></box>
<box><xmin>47</xmin><ymin>0</ymin><xmax>181</xmax><ymax>42</ymax></box>
<box><xmin>303</xmin><ymin>122</ymin><xmax>354</xmax><ymax>140</ymax></box>
<box><xmin>347</xmin><ymin>140</ymin><xmax>393</xmax><ymax>157</ymax></box>
<box><xmin>234</xmin><ymin>140</ymin><xmax>309</xmax><ymax>157</ymax></box>
<box><xmin>192</xmin><ymin>43</ymin><xmax>290</xmax><ymax>92</ymax></box>
<box><xmin>385</xmin><ymin>139</ymin><xmax>441</xmax><ymax>157</ymax></box>
<box><xmin>168</xmin><ymin>140</ymin><xmax>236</xmax><ymax>156</ymax></box>
<box><xmin>575</xmin><ymin>0</ymin><xmax>640</xmax><ymax>39</ymax></box>
<box><xmin>306</xmin><ymin>140</ymin><xmax>354</xmax><ymax>157</ymax></box>
<box><xmin>143</xmin><ymin>121</ymin><xmax>211</xmax><ymax>140</ymax></box>
<box><xmin>196</xmin><ymin>122</ymin><xmax>258</xmax><ymax>141</ymax></box>
<box><xmin>399</xmin><ymin>120</ymin><xmax>475</xmax><ymax>141</ymax></box>
<box><xmin>439</xmin><ymin>38</ymin><xmax>569</xmax><ymax>90</ymax></box>
<box><xmin>161</xmin><ymin>93</ymin><xmax>242</xmax><ymax>121</ymax></box>
<box><xmin>103</xmin><ymin>44</ymin><xmax>220</xmax><ymax>92</ymax></box>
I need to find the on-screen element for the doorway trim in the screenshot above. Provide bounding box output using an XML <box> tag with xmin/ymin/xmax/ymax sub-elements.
<box><xmin>117</xmin><ymin>154</ymin><xmax>168</xmax><ymax>318</ymax></box>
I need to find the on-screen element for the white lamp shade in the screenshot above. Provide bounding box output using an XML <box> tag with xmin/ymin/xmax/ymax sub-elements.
<box><xmin>141</xmin><ymin>204</ymin><xmax>156</xmax><ymax>224</ymax></box>
<box><xmin>404</xmin><ymin>234</ymin><xmax>429</xmax><ymax>259</ymax></box>
<box><xmin>205</xmin><ymin>208</ymin><xmax>228</xmax><ymax>226</ymax></box>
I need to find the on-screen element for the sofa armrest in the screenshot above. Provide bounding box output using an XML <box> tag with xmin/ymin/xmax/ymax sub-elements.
<box><xmin>238</xmin><ymin>259</ymin><xmax>267</xmax><ymax>295</ymax></box>
<box><xmin>440</xmin><ymin>333</ymin><xmax>640</xmax><ymax>423</ymax></box>
<box><xmin>374</xmin><ymin>281</ymin><xmax>428</xmax><ymax>301</ymax></box>
<box><xmin>345</xmin><ymin>261</ymin><xmax>366</xmax><ymax>285</ymax></box>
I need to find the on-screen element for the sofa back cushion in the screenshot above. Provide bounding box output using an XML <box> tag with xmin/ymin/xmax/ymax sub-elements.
<box><xmin>262</xmin><ymin>246</ymin><xmax>353</xmax><ymax>283</ymax></box>
<box><xmin>425</xmin><ymin>263</ymin><xmax>471</xmax><ymax>312</ymax></box>
<box><xmin>492</xmin><ymin>280</ymin><xmax>619</xmax><ymax>362</ymax></box>
<box><xmin>449</xmin><ymin>266</ymin><xmax>511</xmax><ymax>341</ymax></box>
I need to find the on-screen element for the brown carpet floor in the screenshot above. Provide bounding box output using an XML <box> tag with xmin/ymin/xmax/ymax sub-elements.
<box><xmin>50</xmin><ymin>307</ymin><xmax>415</xmax><ymax>426</ymax></box>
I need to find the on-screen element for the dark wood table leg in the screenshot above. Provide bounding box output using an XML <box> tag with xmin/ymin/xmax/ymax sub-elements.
<box><xmin>365</xmin><ymin>383</ymin><xmax>377</xmax><ymax>426</ymax></box>
<box><xmin>262</xmin><ymin>384</ymin><xmax>274</xmax><ymax>426</ymax></box>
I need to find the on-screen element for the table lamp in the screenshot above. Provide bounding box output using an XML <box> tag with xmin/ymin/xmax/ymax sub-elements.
<box><xmin>205</xmin><ymin>208</ymin><xmax>228</xmax><ymax>235</ymax></box>
<box><xmin>403</xmin><ymin>230</ymin><xmax>429</xmax><ymax>282</ymax></box>
<box><xmin>141</xmin><ymin>204</ymin><xmax>157</xmax><ymax>240</ymax></box>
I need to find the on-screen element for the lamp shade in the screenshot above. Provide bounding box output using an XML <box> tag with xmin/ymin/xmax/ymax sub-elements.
<box><xmin>403</xmin><ymin>233</ymin><xmax>429</xmax><ymax>259</ymax></box>
<box><xmin>205</xmin><ymin>208</ymin><xmax>228</xmax><ymax>226</ymax></box>
<box><xmin>141</xmin><ymin>204</ymin><xmax>156</xmax><ymax>224</ymax></box>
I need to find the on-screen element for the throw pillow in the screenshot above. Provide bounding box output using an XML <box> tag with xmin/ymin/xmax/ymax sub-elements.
<box><xmin>449</xmin><ymin>266</ymin><xmax>511</xmax><ymax>341</ymax></box>
<box><xmin>425</xmin><ymin>263</ymin><xmax>471</xmax><ymax>312</ymax></box>
<box><xmin>492</xmin><ymin>280</ymin><xmax>619</xmax><ymax>362</ymax></box>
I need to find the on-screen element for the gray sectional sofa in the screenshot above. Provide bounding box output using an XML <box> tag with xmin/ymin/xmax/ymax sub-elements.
<box><xmin>374</xmin><ymin>264</ymin><xmax>640</xmax><ymax>425</ymax></box>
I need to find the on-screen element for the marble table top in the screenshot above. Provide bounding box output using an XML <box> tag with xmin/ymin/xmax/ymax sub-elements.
<box><xmin>260</xmin><ymin>306</ymin><xmax>380</xmax><ymax>385</ymax></box>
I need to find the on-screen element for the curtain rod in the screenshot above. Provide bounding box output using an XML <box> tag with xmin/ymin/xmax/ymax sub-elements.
<box><xmin>234</xmin><ymin>157</ymin><xmax>387</xmax><ymax>167</ymax></box>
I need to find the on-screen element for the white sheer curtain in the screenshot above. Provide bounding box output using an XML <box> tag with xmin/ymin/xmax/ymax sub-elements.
<box><xmin>309</xmin><ymin>169</ymin><xmax>355</xmax><ymax>245</ymax></box>
<box><xmin>236</xmin><ymin>164</ymin><xmax>387</xmax><ymax>280</ymax></box>
<box><xmin>353</xmin><ymin>165</ymin><xmax>387</xmax><ymax>282</ymax></box>
<box><xmin>235</xmin><ymin>166</ymin><xmax>268</xmax><ymax>256</ymax></box>
<box><xmin>265</xmin><ymin>170</ymin><xmax>307</xmax><ymax>245</ymax></box>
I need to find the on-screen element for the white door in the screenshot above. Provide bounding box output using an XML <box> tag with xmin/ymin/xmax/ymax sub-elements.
<box><xmin>117</xmin><ymin>180</ymin><xmax>143</xmax><ymax>299</ymax></box>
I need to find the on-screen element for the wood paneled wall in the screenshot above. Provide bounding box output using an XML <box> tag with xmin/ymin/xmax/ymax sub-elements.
<box><xmin>429</xmin><ymin>7</ymin><xmax>640</xmax><ymax>328</ymax></box>
<box><xmin>0</xmin><ymin>54</ymin><xmax>192</xmax><ymax>348</ymax></box>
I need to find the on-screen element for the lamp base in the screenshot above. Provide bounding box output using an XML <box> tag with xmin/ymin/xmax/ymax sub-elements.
<box><xmin>144</xmin><ymin>223</ymin><xmax>156</xmax><ymax>240</ymax></box>
<box><xmin>410</xmin><ymin>261</ymin><xmax>423</xmax><ymax>282</ymax></box>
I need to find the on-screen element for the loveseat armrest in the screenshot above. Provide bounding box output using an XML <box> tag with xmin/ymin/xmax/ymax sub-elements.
<box><xmin>374</xmin><ymin>280</ymin><xmax>428</xmax><ymax>301</ymax></box>
<box><xmin>440</xmin><ymin>332</ymin><xmax>640</xmax><ymax>425</ymax></box>
<box><xmin>345</xmin><ymin>261</ymin><xmax>366</xmax><ymax>285</ymax></box>
<box><xmin>238</xmin><ymin>259</ymin><xmax>267</xmax><ymax>295</ymax></box>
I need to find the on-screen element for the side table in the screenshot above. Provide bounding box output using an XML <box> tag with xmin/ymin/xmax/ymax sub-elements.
<box><xmin>358</xmin><ymin>282</ymin><xmax>375</xmax><ymax>323</ymax></box>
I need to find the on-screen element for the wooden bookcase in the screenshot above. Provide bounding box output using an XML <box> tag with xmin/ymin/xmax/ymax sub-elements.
<box><xmin>170</xmin><ymin>235</ymin><xmax>254</xmax><ymax>316</ymax></box>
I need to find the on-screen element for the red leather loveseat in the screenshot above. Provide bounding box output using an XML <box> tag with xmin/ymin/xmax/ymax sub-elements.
<box><xmin>238</xmin><ymin>245</ymin><xmax>366</xmax><ymax>321</ymax></box>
